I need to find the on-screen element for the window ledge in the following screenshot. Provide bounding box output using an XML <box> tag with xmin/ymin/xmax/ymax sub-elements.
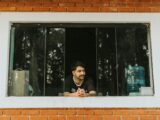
<box><xmin>0</xmin><ymin>96</ymin><xmax>159</xmax><ymax>108</ymax></box>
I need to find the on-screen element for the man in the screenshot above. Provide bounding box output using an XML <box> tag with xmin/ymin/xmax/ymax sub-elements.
<box><xmin>64</xmin><ymin>61</ymin><xmax>96</xmax><ymax>97</ymax></box>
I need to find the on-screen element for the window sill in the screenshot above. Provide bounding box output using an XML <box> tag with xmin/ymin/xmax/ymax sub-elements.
<box><xmin>0</xmin><ymin>96</ymin><xmax>158</xmax><ymax>108</ymax></box>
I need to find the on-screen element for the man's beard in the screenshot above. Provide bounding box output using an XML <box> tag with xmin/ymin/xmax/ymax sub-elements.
<box><xmin>77</xmin><ymin>75</ymin><xmax>85</xmax><ymax>80</ymax></box>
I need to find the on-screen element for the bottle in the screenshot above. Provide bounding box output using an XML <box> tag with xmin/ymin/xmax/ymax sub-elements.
<box><xmin>106</xmin><ymin>91</ymin><xmax>109</xmax><ymax>96</ymax></box>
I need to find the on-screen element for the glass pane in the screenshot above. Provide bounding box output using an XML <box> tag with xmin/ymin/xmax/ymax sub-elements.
<box><xmin>96</xmin><ymin>28</ymin><xmax>117</xmax><ymax>96</ymax></box>
<box><xmin>116</xmin><ymin>24</ymin><xmax>152</xmax><ymax>96</ymax></box>
<box><xmin>8</xmin><ymin>24</ymin><xmax>45</xmax><ymax>96</ymax></box>
<box><xmin>45</xmin><ymin>28</ymin><xmax>65</xmax><ymax>96</ymax></box>
<box><xmin>97</xmin><ymin>24</ymin><xmax>153</xmax><ymax>96</ymax></box>
<box><xmin>8</xmin><ymin>23</ymin><xmax>153</xmax><ymax>97</ymax></box>
<box><xmin>8</xmin><ymin>24</ymin><xmax>65</xmax><ymax>96</ymax></box>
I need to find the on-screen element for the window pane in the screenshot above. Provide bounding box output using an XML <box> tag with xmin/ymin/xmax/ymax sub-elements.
<box><xmin>116</xmin><ymin>24</ymin><xmax>152</xmax><ymax>96</ymax></box>
<box><xmin>96</xmin><ymin>28</ymin><xmax>117</xmax><ymax>96</ymax></box>
<box><xmin>45</xmin><ymin>28</ymin><xmax>65</xmax><ymax>96</ymax></box>
<box><xmin>97</xmin><ymin>24</ymin><xmax>153</xmax><ymax>96</ymax></box>
<box><xmin>8</xmin><ymin>25</ymin><xmax>46</xmax><ymax>96</ymax></box>
<box><xmin>8</xmin><ymin>24</ymin><xmax>65</xmax><ymax>96</ymax></box>
<box><xmin>8</xmin><ymin>23</ymin><xmax>153</xmax><ymax>96</ymax></box>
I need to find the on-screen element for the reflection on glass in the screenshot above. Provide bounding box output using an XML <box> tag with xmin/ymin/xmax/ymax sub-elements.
<box><xmin>117</xmin><ymin>26</ymin><xmax>151</xmax><ymax>96</ymax></box>
<box><xmin>96</xmin><ymin>28</ymin><xmax>117</xmax><ymax>96</ymax></box>
<box><xmin>8</xmin><ymin>23</ymin><xmax>153</xmax><ymax>96</ymax></box>
<box><xmin>45</xmin><ymin>28</ymin><xmax>65</xmax><ymax>96</ymax></box>
<box><xmin>8</xmin><ymin>24</ymin><xmax>65</xmax><ymax>96</ymax></box>
<box><xmin>97</xmin><ymin>24</ymin><xmax>153</xmax><ymax>96</ymax></box>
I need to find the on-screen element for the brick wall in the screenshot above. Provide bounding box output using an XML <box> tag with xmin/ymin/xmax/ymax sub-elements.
<box><xmin>0</xmin><ymin>0</ymin><xmax>160</xmax><ymax>119</ymax></box>
<box><xmin>0</xmin><ymin>108</ymin><xmax>160</xmax><ymax>120</ymax></box>
<box><xmin>0</xmin><ymin>0</ymin><xmax>160</xmax><ymax>12</ymax></box>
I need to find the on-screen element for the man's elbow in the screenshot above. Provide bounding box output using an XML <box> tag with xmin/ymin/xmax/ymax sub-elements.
<box><xmin>64</xmin><ymin>92</ymin><xmax>70</xmax><ymax>96</ymax></box>
<box><xmin>89</xmin><ymin>91</ymin><xmax>96</xmax><ymax>96</ymax></box>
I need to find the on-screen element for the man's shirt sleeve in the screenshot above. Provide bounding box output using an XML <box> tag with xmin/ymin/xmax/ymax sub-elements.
<box><xmin>64</xmin><ymin>76</ymin><xmax>71</xmax><ymax>92</ymax></box>
<box><xmin>87</xmin><ymin>78</ymin><xmax>96</xmax><ymax>92</ymax></box>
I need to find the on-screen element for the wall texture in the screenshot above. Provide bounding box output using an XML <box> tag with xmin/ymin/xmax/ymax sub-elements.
<box><xmin>0</xmin><ymin>0</ymin><xmax>160</xmax><ymax>120</ymax></box>
<box><xmin>0</xmin><ymin>0</ymin><xmax>160</xmax><ymax>12</ymax></box>
<box><xmin>1</xmin><ymin>108</ymin><xmax>160</xmax><ymax>120</ymax></box>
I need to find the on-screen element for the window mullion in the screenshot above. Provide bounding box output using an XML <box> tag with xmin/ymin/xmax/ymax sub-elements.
<box><xmin>43</xmin><ymin>27</ymin><xmax>47</xmax><ymax>96</ymax></box>
<box><xmin>115</xmin><ymin>27</ymin><xmax>119</xmax><ymax>96</ymax></box>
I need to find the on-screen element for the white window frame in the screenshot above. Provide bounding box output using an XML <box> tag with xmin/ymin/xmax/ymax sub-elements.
<box><xmin>0</xmin><ymin>12</ymin><xmax>159</xmax><ymax>108</ymax></box>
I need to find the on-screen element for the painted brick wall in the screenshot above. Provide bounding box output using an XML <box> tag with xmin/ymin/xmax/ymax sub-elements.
<box><xmin>0</xmin><ymin>0</ymin><xmax>160</xmax><ymax>119</ymax></box>
<box><xmin>0</xmin><ymin>0</ymin><xmax>160</xmax><ymax>12</ymax></box>
<box><xmin>0</xmin><ymin>108</ymin><xmax>160</xmax><ymax>120</ymax></box>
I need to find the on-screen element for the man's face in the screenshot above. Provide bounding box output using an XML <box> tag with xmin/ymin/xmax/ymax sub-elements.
<box><xmin>72</xmin><ymin>66</ymin><xmax>86</xmax><ymax>80</ymax></box>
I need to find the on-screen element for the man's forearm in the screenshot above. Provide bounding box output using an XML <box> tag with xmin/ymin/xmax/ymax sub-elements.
<box><xmin>89</xmin><ymin>90</ymin><xmax>96</xmax><ymax>96</ymax></box>
<box><xmin>64</xmin><ymin>92</ymin><xmax>78</xmax><ymax>97</ymax></box>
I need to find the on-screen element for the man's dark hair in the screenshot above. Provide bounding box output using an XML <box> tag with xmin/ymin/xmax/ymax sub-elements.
<box><xmin>71</xmin><ymin>61</ymin><xmax>85</xmax><ymax>71</ymax></box>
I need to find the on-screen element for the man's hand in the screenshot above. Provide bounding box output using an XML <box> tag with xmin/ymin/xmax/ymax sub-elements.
<box><xmin>77</xmin><ymin>88</ymin><xmax>87</xmax><ymax>97</ymax></box>
<box><xmin>64</xmin><ymin>88</ymin><xmax>96</xmax><ymax>97</ymax></box>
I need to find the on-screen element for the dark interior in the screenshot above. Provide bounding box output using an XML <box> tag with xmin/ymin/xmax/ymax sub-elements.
<box><xmin>65</xmin><ymin>28</ymin><xmax>96</xmax><ymax>86</ymax></box>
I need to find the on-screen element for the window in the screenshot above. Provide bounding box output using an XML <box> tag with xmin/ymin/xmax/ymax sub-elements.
<box><xmin>8</xmin><ymin>23</ymin><xmax>153</xmax><ymax>96</ymax></box>
<box><xmin>1</xmin><ymin>13</ymin><xmax>160</xmax><ymax>108</ymax></box>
